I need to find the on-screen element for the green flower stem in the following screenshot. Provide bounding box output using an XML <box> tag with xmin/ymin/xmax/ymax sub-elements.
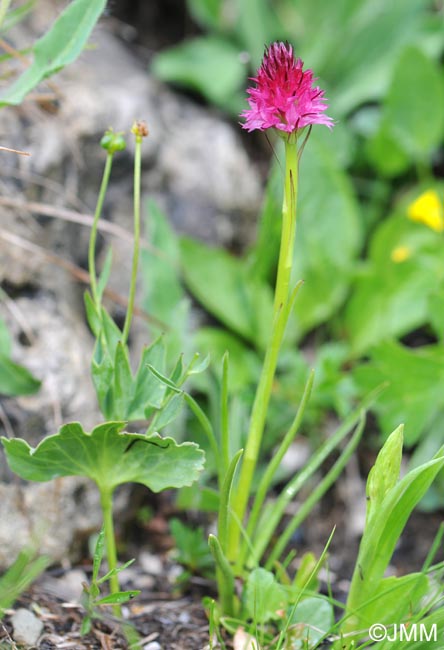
<box><xmin>122</xmin><ymin>133</ymin><xmax>143</xmax><ymax>345</ymax></box>
<box><xmin>99</xmin><ymin>486</ymin><xmax>121</xmax><ymax>616</ymax></box>
<box><xmin>88</xmin><ymin>152</ymin><xmax>114</xmax><ymax>309</ymax></box>
<box><xmin>227</xmin><ymin>138</ymin><xmax>299</xmax><ymax>564</ymax></box>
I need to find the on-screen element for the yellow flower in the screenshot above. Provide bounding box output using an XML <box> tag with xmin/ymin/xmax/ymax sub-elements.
<box><xmin>407</xmin><ymin>189</ymin><xmax>443</xmax><ymax>232</ymax></box>
<box><xmin>391</xmin><ymin>245</ymin><xmax>411</xmax><ymax>263</ymax></box>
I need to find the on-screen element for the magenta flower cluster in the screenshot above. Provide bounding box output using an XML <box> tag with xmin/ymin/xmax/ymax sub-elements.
<box><xmin>241</xmin><ymin>42</ymin><xmax>333</xmax><ymax>134</ymax></box>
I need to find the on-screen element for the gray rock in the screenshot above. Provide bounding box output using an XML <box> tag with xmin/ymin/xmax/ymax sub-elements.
<box><xmin>11</xmin><ymin>607</ymin><xmax>44</xmax><ymax>646</ymax></box>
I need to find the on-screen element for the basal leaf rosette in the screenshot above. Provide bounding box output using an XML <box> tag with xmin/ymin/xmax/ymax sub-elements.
<box><xmin>1</xmin><ymin>422</ymin><xmax>205</xmax><ymax>493</ymax></box>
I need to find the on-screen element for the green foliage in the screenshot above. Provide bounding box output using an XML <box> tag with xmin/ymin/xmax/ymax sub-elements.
<box><xmin>1</xmin><ymin>421</ymin><xmax>205</xmax><ymax>493</ymax></box>
<box><xmin>354</xmin><ymin>342</ymin><xmax>444</xmax><ymax>446</ymax></box>
<box><xmin>80</xmin><ymin>529</ymin><xmax>139</xmax><ymax>635</ymax></box>
<box><xmin>0</xmin><ymin>0</ymin><xmax>107</xmax><ymax>106</ymax></box>
<box><xmin>181</xmin><ymin>237</ymin><xmax>274</xmax><ymax>351</ymax></box>
<box><xmin>0</xmin><ymin>550</ymin><xmax>49</xmax><ymax>616</ymax></box>
<box><xmin>152</xmin><ymin>36</ymin><xmax>247</xmax><ymax>111</ymax></box>
<box><xmin>169</xmin><ymin>518</ymin><xmax>214</xmax><ymax>582</ymax></box>
<box><xmin>339</xmin><ymin>427</ymin><xmax>444</xmax><ymax>646</ymax></box>
<box><xmin>0</xmin><ymin>318</ymin><xmax>41</xmax><ymax>397</ymax></box>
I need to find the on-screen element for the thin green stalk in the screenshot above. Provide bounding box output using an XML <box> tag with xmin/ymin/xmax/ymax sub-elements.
<box><xmin>0</xmin><ymin>0</ymin><xmax>11</xmax><ymax>29</ymax></box>
<box><xmin>242</xmin><ymin>369</ymin><xmax>314</xmax><ymax>563</ymax></box>
<box><xmin>99</xmin><ymin>486</ymin><xmax>121</xmax><ymax>616</ymax></box>
<box><xmin>227</xmin><ymin>138</ymin><xmax>299</xmax><ymax>563</ymax></box>
<box><xmin>122</xmin><ymin>133</ymin><xmax>142</xmax><ymax>344</ymax></box>
<box><xmin>88</xmin><ymin>152</ymin><xmax>114</xmax><ymax>309</ymax></box>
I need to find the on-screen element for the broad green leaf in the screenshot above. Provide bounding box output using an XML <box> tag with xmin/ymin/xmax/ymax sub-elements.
<box><xmin>186</xmin><ymin>0</ymin><xmax>223</xmax><ymax>31</ymax></box>
<box><xmin>288</xmin><ymin>132</ymin><xmax>361</xmax><ymax>339</ymax></box>
<box><xmin>244</xmin><ymin>568</ymin><xmax>287</xmax><ymax>624</ymax></box>
<box><xmin>377</xmin><ymin>607</ymin><xmax>444</xmax><ymax>650</ymax></box>
<box><xmin>1</xmin><ymin>422</ymin><xmax>205</xmax><ymax>493</ymax></box>
<box><xmin>180</xmin><ymin>238</ymin><xmax>273</xmax><ymax>350</ymax></box>
<box><xmin>193</xmin><ymin>327</ymin><xmax>261</xmax><ymax>393</ymax></box>
<box><xmin>0</xmin><ymin>355</ymin><xmax>41</xmax><ymax>396</ymax></box>
<box><xmin>0</xmin><ymin>0</ymin><xmax>107</xmax><ymax>106</ymax></box>
<box><xmin>142</xmin><ymin>202</ymin><xmax>184</xmax><ymax>327</ymax></box>
<box><xmin>383</xmin><ymin>47</ymin><xmax>444</xmax><ymax>159</ymax></box>
<box><xmin>345</xmin><ymin>444</ymin><xmax>444</xmax><ymax>634</ymax></box>
<box><xmin>234</xmin><ymin>0</ymin><xmax>280</xmax><ymax>67</ymax></box>
<box><xmin>366</xmin><ymin>123</ymin><xmax>410</xmax><ymax>177</ymax></box>
<box><xmin>151</xmin><ymin>36</ymin><xmax>246</xmax><ymax>109</ymax></box>
<box><xmin>354</xmin><ymin>342</ymin><xmax>444</xmax><ymax>446</ymax></box>
<box><xmin>356</xmin><ymin>573</ymin><xmax>428</xmax><ymax>630</ymax></box>
<box><xmin>345</xmin><ymin>210</ymin><xmax>443</xmax><ymax>354</ymax></box>
<box><xmin>429</xmin><ymin>289</ymin><xmax>444</xmax><ymax>343</ymax></box>
<box><xmin>287</xmin><ymin>597</ymin><xmax>334</xmax><ymax>647</ymax></box>
<box><xmin>312</xmin><ymin>0</ymin><xmax>439</xmax><ymax>116</ymax></box>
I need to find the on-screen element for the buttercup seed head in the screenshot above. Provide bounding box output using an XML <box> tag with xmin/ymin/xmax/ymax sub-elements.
<box><xmin>241</xmin><ymin>41</ymin><xmax>333</xmax><ymax>135</ymax></box>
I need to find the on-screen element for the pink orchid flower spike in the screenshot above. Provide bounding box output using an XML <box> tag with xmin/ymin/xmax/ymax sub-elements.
<box><xmin>241</xmin><ymin>41</ymin><xmax>334</xmax><ymax>136</ymax></box>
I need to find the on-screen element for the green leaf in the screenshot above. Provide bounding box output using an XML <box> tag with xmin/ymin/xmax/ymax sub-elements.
<box><xmin>288</xmin><ymin>132</ymin><xmax>361</xmax><ymax>338</ymax></box>
<box><xmin>366</xmin><ymin>425</ymin><xmax>403</xmax><ymax>523</ymax></box>
<box><xmin>92</xmin><ymin>529</ymin><xmax>105</xmax><ymax>583</ymax></box>
<box><xmin>1</xmin><ymin>422</ymin><xmax>205</xmax><ymax>493</ymax></box>
<box><xmin>151</xmin><ymin>36</ymin><xmax>246</xmax><ymax>109</ymax></box>
<box><xmin>429</xmin><ymin>289</ymin><xmax>444</xmax><ymax>343</ymax></box>
<box><xmin>112</xmin><ymin>342</ymin><xmax>133</xmax><ymax>419</ymax></box>
<box><xmin>345</xmin><ymin>210</ymin><xmax>443</xmax><ymax>354</ymax></box>
<box><xmin>383</xmin><ymin>46</ymin><xmax>444</xmax><ymax>159</ymax></box>
<box><xmin>186</xmin><ymin>0</ymin><xmax>223</xmax><ymax>31</ymax></box>
<box><xmin>356</xmin><ymin>573</ymin><xmax>428</xmax><ymax>630</ymax></box>
<box><xmin>95</xmin><ymin>590</ymin><xmax>140</xmax><ymax>606</ymax></box>
<box><xmin>0</xmin><ymin>550</ymin><xmax>49</xmax><ymax>613</ymax></box>
<box><xmin>180</xmin><ymin>238</ymin><xmax>273</xmax><ymax>350</ymax></box>
<box><xmin>345</xmin><ymin>442</ymin><xmax>444</xmax><ymax>634</ymax></box>
<box><xmin>354</xmin><ymin>342</ymin><xmax>444</xmax><ymax>446</ymax></box>
<box><xmin>0</xmin><ymin>0</ymin><xmax>107</xmax><ymax>106</ymax></box>
<box><xmin>142</xmin><ymin>202</ymin><xmax>184</xmax><ymax>327</ymax></box>
<box><xmin>0</xmin><ymin>355</ymin><xmax>41</xmax><ymax>396</ymax></box>
<box><xmin>193</xmin><ymin>327</ymin><xmax>261</xmax><ymax>392</ymax></box>
<box><xmin>234</xmin><ymin>0</ymin><xmax>280</xmax><ymax>67</ymax></box>
<box><xmin>244</xmin><ymin>568</ymin><xmax>287</xmax><ymax>624</ymax></box>
<box><xmin>150</xmin><ymin>393</ymin><xmax>184</xmax><ymax>432</ymax></box>
<box><xmin>287</xmin><ymin>597</ymin><xmax>334</xmax><ymax>647</ymax></box>
<box><xmin>0</xmin><ymin>318</ymin><xmax>11</xmax><ymax>355</ymax></box>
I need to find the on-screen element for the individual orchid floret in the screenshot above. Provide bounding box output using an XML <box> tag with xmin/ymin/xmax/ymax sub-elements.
<box><xmin>241</xmin><ymin>41</ymin><xmax>333</xmax><ymax>135</ymax></box>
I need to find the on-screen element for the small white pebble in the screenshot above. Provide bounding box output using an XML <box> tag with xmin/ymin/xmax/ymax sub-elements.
<box><xmin>11</xmin><ymin>608</ymin><xmax>44</xmax><ymax>646</ymax></box>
